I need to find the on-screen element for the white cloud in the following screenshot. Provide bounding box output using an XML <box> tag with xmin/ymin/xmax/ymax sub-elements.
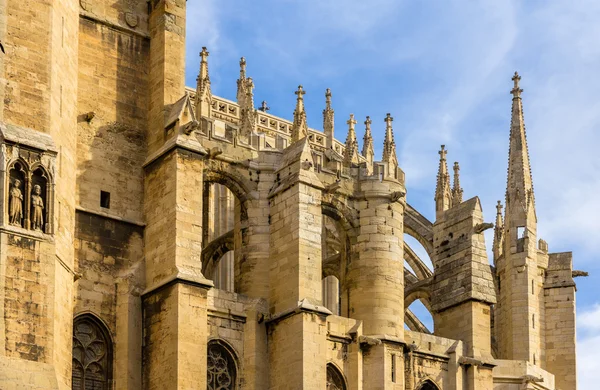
<box><xmin>578</xmin><ymin>304</ymin><xmax>600</xmax><ymax>389</ymax></box>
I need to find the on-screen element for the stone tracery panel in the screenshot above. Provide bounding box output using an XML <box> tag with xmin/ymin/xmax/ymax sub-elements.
<box><xmin>326</xmin><ymin>363</ymin><xmax>347</xmax><ymax>390</ymax></box>
<box><xmin>72</xmin><ymin>314</ymin><xmax>112</xmax><ymax>390</ymax></box>
<box><xmin>207</xmin><ymin>340</ymin><xmax>238</xmax><ymax>390</ymax></box>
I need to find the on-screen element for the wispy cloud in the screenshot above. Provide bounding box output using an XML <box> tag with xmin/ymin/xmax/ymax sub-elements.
<box><xmin>578</xmin><ymin>304</ymin><xmax>600</xmax><ymax>389</ymax></box>
<box><xmin>185</xmin><ymin>1</ymin><xmax>600</xmax><ymax>365</ymax></box>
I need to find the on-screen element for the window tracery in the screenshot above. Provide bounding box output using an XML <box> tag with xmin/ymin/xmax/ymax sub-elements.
<box><xmin>72</xmin><ymin>315</ymin><xmax>112</xmax><ymax>390</ymax></box>
<box><xmin>326</xmin><ymin>363</ymin><xmax>347</xmax><ymax>390</ymax></box>
<box><xmin>207</xmin><ymin>340</ymin><xmax>237</xmax><ymax>390</ymax></box>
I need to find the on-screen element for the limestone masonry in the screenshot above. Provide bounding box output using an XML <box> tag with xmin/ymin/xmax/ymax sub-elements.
<box><xmin>0</xmin><ymin>0</ymin><xmax>580</xmax><ymax>389</ymax></box>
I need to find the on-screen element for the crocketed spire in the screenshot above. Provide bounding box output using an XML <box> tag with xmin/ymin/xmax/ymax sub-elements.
<box><xmin>343</xmin><ymin>114</ymin><xmax>359</xmax><ymax>166</ymax></box>
<box><xmin>236</xmin><ymin>57</ymin><xmax>247</xmax><ymax>106</ymax></box>
<box><xmin>323</xmin><ymin>88</ymin><xmax>334</xmax><ymax>149</ymax></box>
<box><xmin>452</xmin><ymin>161</ymin><xmax>463</xmax><ymax>205</ymax></box>
<box><xmin>504</xmin><ymin>71</ymin><xmax>537</xmax><ymax>232</ymax></box>
<box><xmin>362</xmin><ymin>116</ymin><xmax>374</xmax><ymax>165</ymax></box>
<box><xmin>434</xmin><ymin>145</ymin><xmax>451</xmax><ymax>219</ymax></box>
<box><xmin>382</xmin><ymin>113</ymin><xmax>398</xmax><ymax>168</ymax></box>
<box><xmin>196</xmin><ymin>47</ymin><xmax>212</xmax><ymax>118</ymax></box>
<box><xmin>291</xmin><ymin>85</ymin><xmax>308</xmax><ymax>143</ymax></box>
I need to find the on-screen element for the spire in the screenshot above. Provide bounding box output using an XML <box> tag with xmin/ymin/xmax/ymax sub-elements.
<box><xmin>452</xmin><ymin>161</ymin><xmax>463</xmax><ymax>205</ymax></box>
<box><xmin>239</xmin><ymin>77</ymin><xmax>256</xmax><ymax>139</ymax></box>
<box><xmin>382</xmin><ymin>113</ymin><xmax>398</xmax><ymax>168</ymax></box>
<box><xmin>236</xmin><ymin>57</ymin><xmax>247</xmax><ymax>106</ymax></box>
<box><xmin>323</xmin><ymin>88</ymin><xmax>335</xmax><ymax>149</ymax></box>
<box><xmin>434</xmin><ymin>145</ymin><xmax>451</xmax><ymax>218</ymax></box>
<box><xmin>493</xmin><ymin>200</ymin><xmax>504</xmax><ymax>262</ymax></box>
<box><xmin>343</xmin><ymin>114</ymin><xmax>359</xmax><ymax>166</ymax></box>
<box><xmin>504</xmin><ymin>71</ymin><xmax>536</xmax><ymax>230</ymax></box>
<box><xmin>362</xmin><ymin>116</ymin><xmax>374</xmax><ymax>166</ymax></box>
<box><xmin>291</xmin><ymin>85</ymin><xmax>308</xmax><ymax>143</ymax></box>
<box><xmin>196</xmin><ymin>47</ymin><xmax>212</xmax><ymax>118</ymax></box>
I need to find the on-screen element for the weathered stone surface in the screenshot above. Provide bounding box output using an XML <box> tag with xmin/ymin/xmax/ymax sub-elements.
<box><xmin>0</xmin><ymin>2</ymin><xmax>577</xmax><ymax>389</ymax></box>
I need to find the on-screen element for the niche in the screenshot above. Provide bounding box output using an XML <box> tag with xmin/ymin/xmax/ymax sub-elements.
<box><xmin>6</xmin><ymin>161</ymin><xmax>52</xmax><ymax>234</ymax></box>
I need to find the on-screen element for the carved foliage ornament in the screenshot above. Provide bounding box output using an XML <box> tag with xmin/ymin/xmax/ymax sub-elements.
<box><xmin>207</xmin><ymin>341</ymin><xmax>237</xmax><ymax>390</ymax></box>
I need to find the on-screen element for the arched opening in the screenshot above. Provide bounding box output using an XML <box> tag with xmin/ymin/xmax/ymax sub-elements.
<box><xmin>204</xmin><ymin>183</ymin><xmax>235</xmax><ymax>291</ymax></box>
<box><xmin>326</xmin><ymin>363</ymin><xmax>347</xmax><ymax>390</ymax></box>
<box><xmin>31</xmin><ymin>166</ymin><xmax>49</xmax><ymax>233</ymax></box>
<box><xmin>321</xmin><ymin>213</ymin><xmax>347</xmax><ymax>316</ymax></box>
<box><xmin>72</xmin><ymin>314</ymin><xmax>113</xmax><ymax>390</ymax></box>
<box><xmin>416</xmin><ymin>379</ymin><xmax>440</xmax><ymax>390</ymax></box>
<box><xmin>322</xmin><ymin>275</ymin><xmax>340</xmax><ymax>315</ymax></box>
<box><xmin>207</xmin><ymin>339</ymin><xmax>238</xmax><ymax>390</ymax></box>
<box><xmin>405</xmin><ymin>299</ymin><xmax>433</xmax><ymax>334</ymax></box>
<box><xmin>7</xmin><ymin>161</ymin><xmax>26</xmax><ymax>228</ymax></box>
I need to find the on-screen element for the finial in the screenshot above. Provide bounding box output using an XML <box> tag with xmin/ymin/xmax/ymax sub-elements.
<box><xmin>347</xmin><ymin>113</ymin><xmax>357</xmax><ymax>130</ymax></box>
<box><xmin>511</xmin><ymin>71</ymin><xmax>522</xmax><ymax>98</ymax></box>
<box><xmin>259</xmin><ymin>101</ymin><xmax>270</xmax><ymax>112</ymax></box>
<box><xmin>365</xmin><ymin>116</ymin><xmax>372</xmax><ymax>128</ymax></box>
<box><xmin>200</xmin><ymin>47</ymin><xmax>209</xmax><ymax>63</ymax></box>
<box><xmin>453</xmin><ymin>161</ymin><xmax>459</xmax><ymax>174</ymax></box>
<box><xmin>496</xmin><ymin>200</ymin><xmax>503</xmax><ymax>214</ymax></box>
<box><xmin>240</xmin><ymin>56</ymin><xmax>246</xmax><ymax>68</ymax></box>
<box><xmin>385</xmin><ymin>113</ymin><xmax>393</xmax><ymax>128</ymax></box>
<box><xmin>325</xmin><ymin>88</ymin><xmax>332</xmax><ymax>108</ymax></box>
<box><xmin>295</xmin><ymin>85</ymin><xmax>306</xmax><ymax>98</ymax></box>
<box><xmin>439</xmin><ymin>145</ymin><xmax>447</xmax><ymax>159</ymax></box>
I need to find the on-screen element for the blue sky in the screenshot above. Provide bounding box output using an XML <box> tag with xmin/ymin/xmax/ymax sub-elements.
<box><xmin>186</xmin><ymin>1</ymin><xmax>599</xmax><ymax>386</ymax></box>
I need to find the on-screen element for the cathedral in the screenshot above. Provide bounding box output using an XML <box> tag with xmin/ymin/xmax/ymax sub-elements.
<box><xmin>0</xmin><ymin>0</ymin><xmax>579</xmax><ymax>389</ymax></box>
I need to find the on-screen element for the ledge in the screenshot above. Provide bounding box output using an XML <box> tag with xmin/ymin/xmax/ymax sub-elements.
<box><xmin>0</xmin><ymin>122</ymin><xmax>57</xmax><ymax>153</ymax></box>
<box><xmin>266</xmin><ymin>298</ymin><xmax>332</xmax><ymax>325</ymax></box>
<box><xmin>76</xmin><ymin>206</ymin><xmax>145</xmax><ymax>227</ymax></box>
<box><xmin>141</xmin><ymin>270</ymin><xmax>213</xmax><ymax>298</ymax></box>
<box><xmin>0</xmin><ymin>224</ymin><xmax>53</xmax><ymax>242</ymax></box>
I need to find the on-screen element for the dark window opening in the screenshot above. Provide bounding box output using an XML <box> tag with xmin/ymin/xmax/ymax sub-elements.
<box><xmin>100</xmin><ymin>191</ymin><xmax>110</xmax><ymax>209</ymax></box>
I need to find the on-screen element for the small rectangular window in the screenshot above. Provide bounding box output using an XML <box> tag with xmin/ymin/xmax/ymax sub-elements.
<box><xmin>391</xmin><ymin>353</ymin><xmax>396</xmax><ymax>383</ymax></box>
<box><xmin>100</xmin><ymin>191</ymin><xmax>110</xmax><ymax>209</ymax></box>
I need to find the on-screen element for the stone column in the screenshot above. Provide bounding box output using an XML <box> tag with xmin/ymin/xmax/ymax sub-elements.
<box><xmin>267</xmin><ymin>140</ymin><xmax>329</xmax><ymax>389</ymax></box>
<box><xmin>143</xmin><ymin>150</ymin><xmax>212</xmax><ymax>390</ymax></box>
<box><xmin>348</xmin><ymin>177</ymin><xmax>405</xmax><ymax>338</ymax></box>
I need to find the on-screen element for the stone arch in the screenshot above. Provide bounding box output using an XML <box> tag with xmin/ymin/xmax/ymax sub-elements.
<box><xmin>72</xmin><ymin>313</ymin><xmax>113</xmax><ymax>390</ymax></box>
<box><xmin>416</xmin><ymin>378</ymin><xmax>441</xmax><ymax>390</ymax></box>
<box><xmin>405</xmin><ymin>282</ymin><xmax>432</xmax><ymax>311</ymax></box>
<box><xmin>404</xmin><ymin>203</ymin><xmax>434</xmax><ymax>259</ymax></box>
<box><xmin>203</xmin><ymin>160</ymin><xmax>256</xmax><ymax>200</ymax></box>
<box><xmin>207</xmin><ymin>338</ymin><xmax>239</xmax><ymax>390</ymax></box>
<box><xmin>326</xmin><ymin>362</ymin><xmax>347</xmax><ymax>390</ymax></box>
<box><xmin>202</xmin><ymin>230</ymin><xmax>234</xmax><ymax>277</ymax></box>
<box><xmin>321</xmin><ymin>197</ymin><xmax>358</xmax><ymax>231</ymax></box>
<box><xmin>404</xmin><ymin>241</ymin><xmax>432</xmax><ymax>281</ymax></box>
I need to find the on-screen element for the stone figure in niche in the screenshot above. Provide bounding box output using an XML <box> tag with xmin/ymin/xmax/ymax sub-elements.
<box><xmin>9</xmin><ymin>179</ymin><xmax>23</xmax><ymax>226</ymax></box>
<box><xmin>31</xmin><ymin>184</ymin><xmax>44</xmax><ymax>231</ymax></box>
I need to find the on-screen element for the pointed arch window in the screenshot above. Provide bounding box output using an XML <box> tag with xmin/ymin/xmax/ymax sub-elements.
<box><xmin>72</xmin><ymin>314</ymin><xmax>112</xmax><ymax>390</ymax></box>
<box><xmin>417</xmin><ymin>379</ymin><xmax>440</xmax><ymax>390</ymax></box>
<box><xmin>326</xmin><ymin>363</ymin><xmax>347</xmax><ymax>390</ymax></box>
<box><xmin>207</xmin><ymin>340</ymin><xmax>238</xmax><ymax>390</ymax></box>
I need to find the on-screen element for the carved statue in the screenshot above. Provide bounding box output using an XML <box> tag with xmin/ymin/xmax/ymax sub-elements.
<box><xmin>9</xmin><ymin>179</ymin><xmax>23</xmax><ymax>226</ymax></box>
<box><xmin>31</xmin><ymin>184</ymin><xmax>44</xmax><ymax>231</ymax></box>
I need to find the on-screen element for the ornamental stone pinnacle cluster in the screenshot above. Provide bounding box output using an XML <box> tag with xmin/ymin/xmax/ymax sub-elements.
<box><xmin>0</xmin><ymin>1</ymin><xmax>581</xmax><ymax>389</ymax></box>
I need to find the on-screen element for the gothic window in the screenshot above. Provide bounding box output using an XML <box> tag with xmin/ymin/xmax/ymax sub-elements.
<box><xmin>72</xmin><ymin>315</ymin><xmax>112</xmax><ymax>390</ymax></box>
<box><xmin>417</xmin><ymin>379</ymin><xmax>440</xmax><ymax>390</ymax></box>
<box><xmin>326</xmin><ymin>363</ymin><xmax>347</xmax><ymax>390</ymax></box>
<box><xmin>207</xmin><ymin>340</ymin><xmax>237</xmax><ymax>390</ymax></box>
